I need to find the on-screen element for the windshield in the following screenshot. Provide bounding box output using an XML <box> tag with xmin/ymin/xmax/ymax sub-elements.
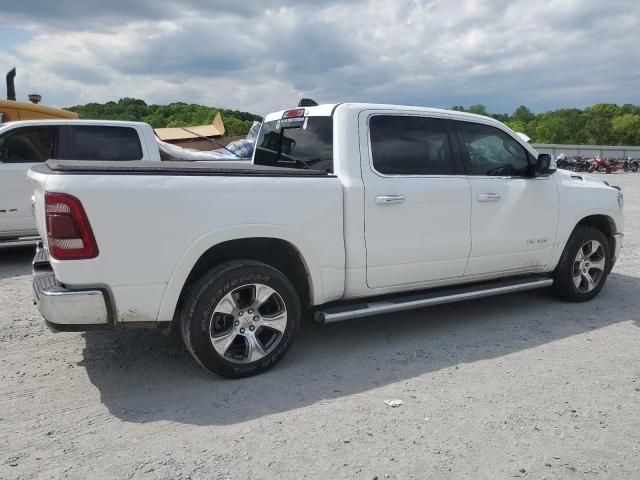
<box><xmin>253</xmin><ymin>116</ymin><xmax>333</xmax><ymax>172</ymax></box>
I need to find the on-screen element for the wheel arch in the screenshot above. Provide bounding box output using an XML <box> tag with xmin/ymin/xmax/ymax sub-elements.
<box><xmin>158</xmin><ymin>231</ymin><xmax>317</xmax><ymax>323</ymax></box>
<box><xmin>574</xmin><ymin>214</ymin><xmax>617</xmax><ymax>239</ymax></box>
<box><xmin>549</xmin><ymin>212</ymin><xmax>619</xmax><ymax>272</ymax></box>
<box><xmin>573</xmin><ymin>214</ymin><xmax>619</xmax><ymax>262</ymax></box>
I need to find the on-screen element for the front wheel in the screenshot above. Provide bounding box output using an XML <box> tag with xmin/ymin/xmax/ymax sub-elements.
<box><xmin>180</xmin><ymin>260</ymin><xmax>301</xmax><ymax>378</ymax></box>
<box><xmin>552</xmin><ymin>226</ymin><xmax>611</xmax><ymax>302</ymax></box>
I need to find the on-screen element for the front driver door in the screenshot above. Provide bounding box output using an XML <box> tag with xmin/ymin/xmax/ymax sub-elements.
<box><xmin>362</xmin><ymin>112</ymin><xmax>472</xmax><ymax>290</ymax></box>
<box><xmin>454</xmin><ymin>120</ymin><xmax>559</xmax><ymax>277</ymax></box>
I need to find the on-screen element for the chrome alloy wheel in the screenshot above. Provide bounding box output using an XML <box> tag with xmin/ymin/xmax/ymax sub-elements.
<box><xmin>573</xmin><ymin>240</ymin><xmax>606</xmax><ymax>293</ymax></box>
<box><xmin>208</xmin><ymin>284</ymin><xmax>288</xmax><ymax>363</ymax></box>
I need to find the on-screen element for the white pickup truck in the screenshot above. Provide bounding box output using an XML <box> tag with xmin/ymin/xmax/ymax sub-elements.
<box><xmin>1</xmin><ymin>120</ymin><xmax>160</xmax><ymax>245</ymax></box>
<box><xmin>28</xmin><ymin>103</ymin><xmax>625</xmax><ymax>378</ymax></box>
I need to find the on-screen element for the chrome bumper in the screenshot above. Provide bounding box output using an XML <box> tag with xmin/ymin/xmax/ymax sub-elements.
<box><xmin>613</xmin><ymin>233</ymin><xmax>624</xmax><ymax>263</ymax></box>
<box><xmin>32</xmin><ymin>244</ymin><xmax>109</xmax><ymax>330</ymax></box>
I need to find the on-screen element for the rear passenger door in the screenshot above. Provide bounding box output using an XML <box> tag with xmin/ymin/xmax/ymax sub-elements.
<box><xmin>59</xmin><ymin>125</ymin><xmax>144</xmax><ymax>161</ymax></box>
<box><xmin>361</xmin><ymin>112</ymin><xmax>472</xmax><ymax>290</ymax></box>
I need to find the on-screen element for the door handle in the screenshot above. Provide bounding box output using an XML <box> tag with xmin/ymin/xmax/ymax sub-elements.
<box><xmin>477</xmin><ymin>193</ymin><xmax>501</xmax><ymax>202</ymax></box>
<box><xmin>375</xmin><ymin>195</ymin><xmax>405</xmax><ymax>205</ymax></box>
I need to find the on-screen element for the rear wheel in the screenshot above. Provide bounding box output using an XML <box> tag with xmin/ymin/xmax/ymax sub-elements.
<box><xmin>181</xmin><ymin>260</ymin><xmax>301</xmax><ymax>378</ymax></box>
<box><xmin>552</xmin><ymin>226</ymin><xmax>610</xmax><ymax>302</ymax></box>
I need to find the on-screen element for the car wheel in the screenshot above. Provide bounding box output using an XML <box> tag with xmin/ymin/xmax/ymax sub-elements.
<box><xmin>180</xmin><ymin>260</ymin><xmax>301</xmax><ymax>378</ymax></box>
<box><xmin>552</xmin><ymin>226</ymin><xmax>611</xmax><ymax>302</ymax></box>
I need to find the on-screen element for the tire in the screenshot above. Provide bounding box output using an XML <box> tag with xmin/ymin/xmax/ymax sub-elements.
<box><xmin>180</xmin><ymin>260</ymin><xmax>301</xmax><ymax>378</ymax></box>
<box><xmin>552</xmin><ymin>226</ymin><xmax>611</xmax><ymax>302</ymax></box>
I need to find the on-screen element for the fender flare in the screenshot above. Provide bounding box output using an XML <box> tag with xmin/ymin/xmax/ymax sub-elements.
<box><xmin>546</xmin><ymin>208</ymin><xmax>619</xmax><ymax>271</ymax></box>
<box><xmin>156</xmin><ymin>224</ymin><xmax>322</xmax><ymax>321</ymax></box>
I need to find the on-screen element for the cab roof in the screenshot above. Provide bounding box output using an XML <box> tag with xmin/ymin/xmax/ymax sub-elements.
<box><xmin>0</xmin><ymin>119</ymin><xmax>150</xmax><ymax>131</ymax></box>
<box><xmin>263</xmin><ymin>102</ymin><xmax>502</xmax><ymax>126</ymax></box>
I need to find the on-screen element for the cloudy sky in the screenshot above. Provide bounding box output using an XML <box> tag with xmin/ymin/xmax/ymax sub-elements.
<box><xmin>1</xmin><ymin>0</ymin><xmax>638</xmax><ymax>115</ymax></box>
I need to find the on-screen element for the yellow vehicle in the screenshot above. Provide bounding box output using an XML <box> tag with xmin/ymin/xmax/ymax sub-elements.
<box><xmin>1</xmin><ymin>68</ymin><xmax>78</xmax><ymax>123</ymax></box>
<box><xmin>0</xmin><ymin>99</ymin><xmax>79</xmax><ymax>122</ymax></box>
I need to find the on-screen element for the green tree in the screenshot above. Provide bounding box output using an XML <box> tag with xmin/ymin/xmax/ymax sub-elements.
<box><xmin>504</xmin><ymin>120</ymin><xmax>527</xmax><ymax>133</ymax></box>
<box><xmin>512</xmin><ymin>105</ymin><xmax>535</xmax><ymax>124</ymax></box>
<box><xmin>585</xmin><ymin>116</ymin><xmax>613</xmax><ymax>144</ymax></box>
<box><xmin>611</xmin><ymin>114</ymin><xmax>640</xmax><ymax>145</ymax></box>
<box><xmin>67</xmin><ymin>98</ymin><xmax>262</xmax><ymax>136</ymax></box>
<box><xmin>467</xmin><ymin>104</ymin><xmax>489</xmax><ymax>116</ymax></box>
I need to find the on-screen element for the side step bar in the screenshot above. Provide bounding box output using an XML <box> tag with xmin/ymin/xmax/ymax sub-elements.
<box><xmin>315</xmin><ymin>276</ymin><xmax>554</xmax><ymax>324</ymax></box>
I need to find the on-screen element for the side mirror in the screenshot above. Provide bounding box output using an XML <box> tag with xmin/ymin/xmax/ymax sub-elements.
<box><xmin>535</xmin><ymin>153</ymin><xmax>556</xmax><ymax>176</ymax></box>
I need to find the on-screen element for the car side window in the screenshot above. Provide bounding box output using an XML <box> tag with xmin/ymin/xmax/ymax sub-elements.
<box><xmin>0</xmin><ymin>126</ymin><xmax>59</xmax><ymax>163</ymax></box>
<box><xmin>456</xmin><ymin>121</ymin><xmax>530</xmax><ymax>177</ymax></box>
<box><xmin>64</xmin><ymin>126</ymin><xmax>143</xmax><ymax>161</ymax></box>
<box><xmin>370</xmin><ymin>115</ymin><xmax>455</xmax><ymax>175</ymax></box>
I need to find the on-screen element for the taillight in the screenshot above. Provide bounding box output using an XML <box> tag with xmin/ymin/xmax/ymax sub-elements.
<box><xmin>282</xmin><ymin>108</ymin><xmax>305</xmax><ymax>119</ymax></box>
<box><xmin>45</xmin><ymin>192</ymin><xmax>98</xmax><ymax>260</ymax></box>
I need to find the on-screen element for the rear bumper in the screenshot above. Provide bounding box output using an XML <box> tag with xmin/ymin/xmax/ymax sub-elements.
<box><xmin>32</xmin><ymin>243</ymin><xmax>110</xmax><ymax>331</ymax></box>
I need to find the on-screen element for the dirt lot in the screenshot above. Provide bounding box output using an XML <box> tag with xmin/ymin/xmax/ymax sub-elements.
<box><xmin>1</xmin><ymin>174</ymin><xmax>639</xmax><ymax>480</ymax></box>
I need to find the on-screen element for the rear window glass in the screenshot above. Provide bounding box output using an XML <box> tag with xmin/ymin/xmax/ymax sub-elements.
<box><xmin>253</xmin><ymin>116</ymin><xmax>333</xmax><ymax>172</ymax></box>
<box><xmin>0</xmin><ymin>126</ymin><xmax>59</xmax><ymax>163</ymax></box>
<box><xmin>65</xmin><ymin>126</ymin><xmax>143</xmax><ymax>161</ymax></box>
<box><xmin>370</xmin><ymin>115</ymin><xmax>454</xmax><ymax>175</ymax></box>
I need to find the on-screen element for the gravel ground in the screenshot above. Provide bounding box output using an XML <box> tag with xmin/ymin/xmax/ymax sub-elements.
<box><xmin>1</xmin><ymin>173</ymin><xmax>639</xmax><ymax>480</ymax></box>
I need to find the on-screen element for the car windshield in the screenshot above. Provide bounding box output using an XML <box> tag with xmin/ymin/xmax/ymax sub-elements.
<box><xmin>253</xmin><ymin>116</ymin><xmax>333</xmax><ymax>172</ymax></box>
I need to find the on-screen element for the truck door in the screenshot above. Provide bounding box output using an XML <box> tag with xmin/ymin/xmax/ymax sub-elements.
<box><xmin>0</xmin><ymin>126</ymin><xmax>59</xmax><ymax>236</ymax></box>
<box><xmin>453</xmin><ymin>120</ymin><xmax>559</xmax><ymax>276</ymax></box>
<box><xmin>360</xmin><ymin>112</ymin><xmax>472</xmax><ymax>289</ymax></box>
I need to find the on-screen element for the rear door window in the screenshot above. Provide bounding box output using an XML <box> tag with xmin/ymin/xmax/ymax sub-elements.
<box><xmin>369</xmin><ymin>115</ymin><xmax>455</xmax><ymax>175</ymax></box>
<box><xmin>254</xmin><ymin>116</ymin><xmax>333</xmax><ymax>172</ymax></box>
<box><xmin>0</xmin><ymin>126</ymin><xmax>59</xmax><ymax>163</ymax></box>
<box><xmin>64</xmin><ymin>126</ymin><xmax>143</xmax><ymax>161</ymax></box>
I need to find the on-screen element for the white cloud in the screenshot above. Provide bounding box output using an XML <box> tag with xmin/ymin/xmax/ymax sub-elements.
<box><xmin>1</xmin><ymin>0</ymin><xmax>638</xmax><ymax>114</ymax></box>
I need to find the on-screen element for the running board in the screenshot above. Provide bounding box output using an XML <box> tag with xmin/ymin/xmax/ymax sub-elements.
<box><xmin>315</xmin><ymin>276</ymin><xmax>554</xmax><ymax>324</ymax></box>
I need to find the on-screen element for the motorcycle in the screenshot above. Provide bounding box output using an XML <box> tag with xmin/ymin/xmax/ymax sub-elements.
<box><xmin>574</xmin><ymin>156</ymin><xmax>589</xmax><ymax>172</ymax></box>
<box><xmin>587</xmin><ymin>155</ymin><xmax>617</xmax><ymax>174</ymax></box>
<box><xmin>556</xmin><ymin>154</ymin><xmax>572</xmax><ymax>170</ymax></box>
<box><xmin>623</xmin><ymin>158</ymin><xmax>640</xmax><ymax>172</ymax></box>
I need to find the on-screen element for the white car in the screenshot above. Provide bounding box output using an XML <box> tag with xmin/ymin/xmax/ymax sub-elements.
<box><xmin>28</xmin><ymin>103</ymin><xmax>624</xmax><ymax>378</ymax></box>
<box><xmin>0</xmin><ymin>119</ymin><xmax>161</xmax><ymax>245</ymax></box>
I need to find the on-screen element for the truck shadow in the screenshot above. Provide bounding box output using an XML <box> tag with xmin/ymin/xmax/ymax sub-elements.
<box><xmin>83</xmin><ymin>272</ymin><xmax>640</xmax><ymax>426</ymax></box>
<box><xmin>0</xmin><ymin>245</ymin><xmax>35</xmax><ymax>280</ymax></box>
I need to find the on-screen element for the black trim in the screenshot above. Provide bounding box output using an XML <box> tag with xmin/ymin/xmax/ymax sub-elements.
<box><xmin>44</xmin><ymin>319</ymin><xmax>172</xmax><ymax>333</ymax></box>
<box><xmin>44</xmin><ymin>320</ymin><xmax>114</xmax><ymax>333</ymax></box>
<box><xmin>445</xmin><ymin>119</ymin><xmax>465</xmax><ymax>175</ymax></box>
<box><xmin>34</xmin><ymin>160</ymin><xmax>336</xmax><ymax>178</ymax></box>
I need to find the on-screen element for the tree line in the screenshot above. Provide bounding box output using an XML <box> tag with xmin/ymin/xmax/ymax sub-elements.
<box><xmin>67</xmin><ymin>98</ymin><xmax>263</xmax><ymax>137</ymax></box>
<box><xmin>68</xmin><ymin>98</ymin><xmax>640</xmax><ymax>145</ymax></box>
<box><xmin>452</xmin><ymin>103</ymin><xmax>640</xmax><ymax>145</ymax></box>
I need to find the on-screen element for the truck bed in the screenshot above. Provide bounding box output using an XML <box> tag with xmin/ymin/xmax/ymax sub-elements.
<box><xmin>34</xmin><ymin>160</ymin><xmax>333</xmax><ymax>177</ymax></box>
